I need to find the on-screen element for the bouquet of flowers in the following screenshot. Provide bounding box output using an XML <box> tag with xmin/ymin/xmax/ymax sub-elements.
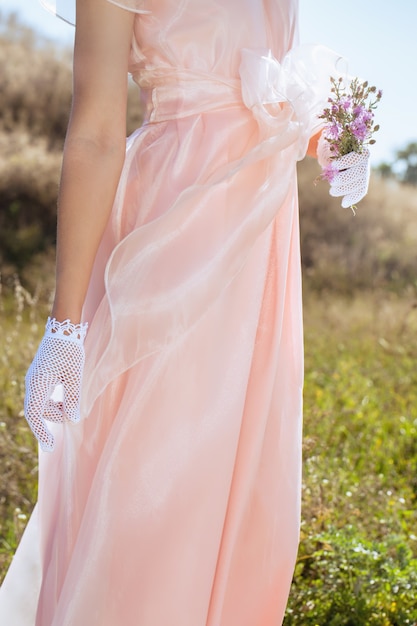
<box><xmin>317</xmin><ymin>76</ymin><xmax>382</xmax><ymax>211</ymax></box>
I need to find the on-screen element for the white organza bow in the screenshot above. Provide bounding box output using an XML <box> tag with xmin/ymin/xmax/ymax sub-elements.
<box><xmin>239</xmin><ymin>45</ymin><xmax>347</xmax><ymax>158</ymax></box>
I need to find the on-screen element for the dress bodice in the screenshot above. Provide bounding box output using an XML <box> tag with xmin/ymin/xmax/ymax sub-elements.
<box><xmin>128</xmin><ymin>0</ymin><xmax>299</xmax><ymax>86</ymax></box>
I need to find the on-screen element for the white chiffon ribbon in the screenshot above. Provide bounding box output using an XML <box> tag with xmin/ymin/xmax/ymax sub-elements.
<box><xmin>239</xmin><ymin>45</ymin><xmax>347</xmax><ymax>158</ymax></box>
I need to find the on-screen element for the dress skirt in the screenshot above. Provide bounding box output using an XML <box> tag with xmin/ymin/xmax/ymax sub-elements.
<box><xmin>0</xmin><ymin>0</ymin><xmax>341</xmax><ymax>622</ymax></box>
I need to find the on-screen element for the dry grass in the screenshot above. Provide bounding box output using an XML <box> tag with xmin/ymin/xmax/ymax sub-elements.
<box><xmin>298</xmin><ymin>158</ymin><xmax>417</xmax><ymax>293</ymax></box>
<box><xmin>2</xmin><ymin>13</ymin><xmax>417</xmax><ymax>295</ymax></box>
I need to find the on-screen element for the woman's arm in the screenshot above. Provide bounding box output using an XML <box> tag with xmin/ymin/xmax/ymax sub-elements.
<box><xmin>306</xmin><ymin>130</ymin><xmax>321</xmax><ymax>158</ymax></box>
<box><xmin>51</xmin><ymin>0</ymin><xmax>135</xmax><ymax>323</ymax></box>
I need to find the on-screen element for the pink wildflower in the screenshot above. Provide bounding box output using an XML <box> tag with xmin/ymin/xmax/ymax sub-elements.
<box><xmin>341</xmin><ymin>97</ymin><xmax>352</xmax><ymax>111</ymax></box>
<box><xmin>350</xmin><ymin>120</ymin><xmax>368</xmax><ymax>141</ymax></box>
<box><xmin>317</xmin><ymin>76</ymin><xmax>382</xmax><ymax>160</ymax></box>
<box><xmin>321</xmin><ymin>163</ymin><xmax>338</xmax><ymax>183</ymax></box>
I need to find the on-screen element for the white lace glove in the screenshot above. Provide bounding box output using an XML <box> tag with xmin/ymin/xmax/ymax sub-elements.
<box><xmin>24</xmin><ymin>317</ymin><xmax>88</xmax><ymax>452</ymax></box>
<box><xmin>317</xmin><ymin>134</ymin><xmax>370</xmax><ymax>208</ymax></box>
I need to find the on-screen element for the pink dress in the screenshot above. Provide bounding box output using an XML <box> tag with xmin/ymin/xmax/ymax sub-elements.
<box><xmin>1</xmin><ymin>1</ymin><xmax>341</xmax><ymax>623</ymax></box>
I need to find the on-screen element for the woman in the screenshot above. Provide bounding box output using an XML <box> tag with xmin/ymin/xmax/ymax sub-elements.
<box><xmin>1</xmin><ymin>0</ymin><xmax>368</xmax><ymax>624</ymax></box>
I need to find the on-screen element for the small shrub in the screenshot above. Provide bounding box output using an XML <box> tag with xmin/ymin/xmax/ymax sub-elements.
<box><xmin>286</xmin><ymin>526</ymin><xmax>417</xmax><ymax>625</ymax></box>
<box><xmin>0</xmin><ymin>13</ymin><xmax>72</xmax><ymax>148</ymax></box>
<box><xmin>298</xmin><ymin>158</ymin><xmax>417</xmax><ymax>293</ymax></box>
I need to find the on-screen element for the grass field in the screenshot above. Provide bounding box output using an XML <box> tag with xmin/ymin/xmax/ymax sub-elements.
<box><xmin>1</xmin><ymin>284</ymin><xmax>417</xmax><ymax>624</ymax></box>
<box><xmin>287</xmin><ymin>290</ymin><xmax>417</xmax><ymax>624</ymax></box>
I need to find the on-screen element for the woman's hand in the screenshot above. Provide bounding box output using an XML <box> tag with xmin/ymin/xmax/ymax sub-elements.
<box><xmin>24</xmin><ymin>318</ymin><xmax>88</xmax><ymax>451</ymax></box>
<box><xmin>317</xmin><ymin>134</ymin><xmax>370</xmax><ymax>208</ymax></box>
<box><xmin>327</xmin><ymin>150</ymin><xmax>370</xmax><ymax>208</ymax></box>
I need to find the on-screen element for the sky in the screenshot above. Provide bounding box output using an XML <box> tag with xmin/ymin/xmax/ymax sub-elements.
<box><xmin>1</xmin><ymin>0</ymin><xmax>415</xmax><ymax>165</ymax></box>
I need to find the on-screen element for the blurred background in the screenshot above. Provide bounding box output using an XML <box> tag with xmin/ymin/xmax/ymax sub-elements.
<box><xmin>0</xmin><ymin>2</ymin><xmax>416</xmax><ymax>624</ymax></box>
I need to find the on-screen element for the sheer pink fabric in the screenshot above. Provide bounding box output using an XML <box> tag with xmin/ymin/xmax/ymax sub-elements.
<box><xmin>1</xmin><ymin>1</ymin><xmax>343</xmax><ymax>624</ymax></box>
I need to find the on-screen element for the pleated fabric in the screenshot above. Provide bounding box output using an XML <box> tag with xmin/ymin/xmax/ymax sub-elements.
<box><xmin>1</xmin><ymin>1</ymin><xmax>343</xmax><ymax>624</ymax></box>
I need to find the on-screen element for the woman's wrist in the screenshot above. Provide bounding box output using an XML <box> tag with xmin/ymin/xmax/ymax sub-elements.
<box><xmin>51</xmin><ymin>298</ymin><xmax>84</xmax><ymax>325</ymax></box>
<box><xmin>51</xmin><ymin>274</ymin><xmax>89</xmax><ymax>324</ymax></box>
<box><xmin>306</xmin><ymin>130</ymin><xmax>322</xmax><ymax>159</ymax></box>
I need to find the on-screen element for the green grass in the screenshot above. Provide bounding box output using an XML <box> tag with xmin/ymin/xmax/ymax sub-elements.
<box><xmin>1</xmin><ymin>285</ymin><xmax>417</xmax><ymax>623</ymax></box>
<box><xmin>285</xmin><ymin>290</ymin><xmax>417</xmax><ymax>624</ymax></box>
<box><xmin>0</xmin><ymin>279</ymin><xmax>49</xmax><ymax>578</ymax></box>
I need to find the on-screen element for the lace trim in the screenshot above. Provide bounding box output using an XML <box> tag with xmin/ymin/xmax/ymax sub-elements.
<box><xmin>45</xmin><ymin>317</ymin><xmax>88</xmax><ymax>343</ymax></box>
